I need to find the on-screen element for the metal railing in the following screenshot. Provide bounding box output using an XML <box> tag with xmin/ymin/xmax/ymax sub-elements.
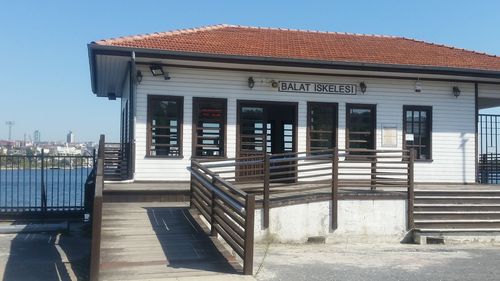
<box><xmin>194</xmin><ymin>148</ymin><xmax>415</xmax><ymax>230</ymax></box>
<box><xmin>478</xmin><ymin>153</ymin><xmax>500</xmax><ymax>184</ymax></box>
<box><xmin>478</xmin><ymin>114</ymin><xmax>500</xmax><ymax>184</ymax></box>
<box><xmin>103</xmin><ymin>142</ymin><xmax>131</xmax><ymax>181</ymax></box>
<box><xmin>0</xmin><ymin>152</ymin><xmax>95</xmax><ymax>217</ymax></box>
<box><xmin>189</xmin><ymin>160</ymin><xmax>255</xmax><ymax>275</ymax></box>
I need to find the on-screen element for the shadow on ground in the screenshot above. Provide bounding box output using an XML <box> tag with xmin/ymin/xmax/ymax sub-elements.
<box><xmin>0</xmin><ymin>222</ymin><xmax>90</xmax><ymax>281</ymax></box>
<box><xmin>143</xmin><ymin>206</ymin><xmax>238</xmax><ymax>274</ymax></box>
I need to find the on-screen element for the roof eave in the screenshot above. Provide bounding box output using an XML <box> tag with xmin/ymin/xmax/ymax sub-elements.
<box><xmin>88</xmin><ymin>43</ymin><xmax>500</xmax><ymax>81</ymax></box>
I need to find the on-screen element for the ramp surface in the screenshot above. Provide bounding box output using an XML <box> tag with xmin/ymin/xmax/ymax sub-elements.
<box><xmin>99</xmin><ymin>202</ymin><xmax>244</xmax><ymax>281</ymax></box>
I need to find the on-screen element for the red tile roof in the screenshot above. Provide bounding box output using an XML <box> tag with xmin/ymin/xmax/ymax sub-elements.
<box><xmin>94</xmin><ymin>24</ymin><xmax>500</xmax><ymax>72</ymax></box>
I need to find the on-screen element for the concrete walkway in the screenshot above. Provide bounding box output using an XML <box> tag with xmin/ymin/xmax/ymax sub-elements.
<box><xmin>253</xmin><ymin>242</ymin><xmax>500</xmax><ymax>281</ymax></box>
<box><xmin>99</xmin><ymin>202</ymin><xmax>252</xmax><ymax>281</ymax></box>
<box><xmin>0</xmin><ymin>223</ymin><xmax>90</xmax><ymax>281</ymax></box>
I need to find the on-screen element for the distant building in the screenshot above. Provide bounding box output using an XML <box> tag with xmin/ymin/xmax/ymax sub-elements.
<box><xmin>66</xmin><ymin>131</ymin><xmax>75</xmax><ymax>144</ymax></box>
<box><xmin>34</xmin><ymin>130</ymin><xmax>41</xmax><ymax>143</ymax></box>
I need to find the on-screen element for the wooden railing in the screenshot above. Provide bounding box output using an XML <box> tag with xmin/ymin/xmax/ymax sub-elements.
<box><xmin>188</xmin><ymin>160</ymin><xmax>255</xmax><ymax>275</ymax></box>
<box><xmin>89</xmin><ymin>135</ymin><xmax>105</xmax><ymax>281</ymax></box>
<box><xmin>195</xmin><ymin>148</ymin><xmax>415</xmax><ymax>230</ymax></box>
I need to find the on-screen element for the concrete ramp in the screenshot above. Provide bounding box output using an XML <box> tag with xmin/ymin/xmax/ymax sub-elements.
<box><xmin>99</xmin><ymin>202</ymin><xmax>249</xmax><ymax>281</ymax></box>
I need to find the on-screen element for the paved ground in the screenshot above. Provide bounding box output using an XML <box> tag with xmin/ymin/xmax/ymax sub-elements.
<box><xmin>0</xmin><ymin>223</ymin><xmax>90</xmax><ymax>281</ymax></box>
<box><xmin>253</xmin><ymin>242</ymin><xmax>500</xmax><ymax>281</ymax></box>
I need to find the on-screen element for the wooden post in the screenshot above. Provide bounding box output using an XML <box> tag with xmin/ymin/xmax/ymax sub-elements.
<box><xmin>331</xmin><ymin>147</ymin><xmax>339</xmax><ymax>230</ymax></box>
<box><xmin>243</xmin><ymin>194</ymin><xmax>255</xmax><ymax>275</ymax></box>
<box><xmin>210</xmin><ymin>177</ymin><xmax>217</xmax><ymax>237</ymax></box>
<box><xmin>370</xmin><ymin>152</ymin><xmax>377</xmax><ymax>191</ymax></box>
<box><xmin>263</xmin><ymin>154</ymin><xmax>270</xmax><ymax>229</ymax></box>
<box><xmin>407</xmin><ymin>149</ymin><xmax>415</xmax><ymax>230</ymax></box>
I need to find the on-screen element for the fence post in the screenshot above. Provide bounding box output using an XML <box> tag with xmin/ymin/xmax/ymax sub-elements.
<box><xmin>331</xmin><ymin>147</ymin><xmax>338</xmax><ymax>230</ymax></box>
<box><xmin>407</xmin><ymin>149</ymin><xmax>415</xmax><ymax>230</ymax></box>
<box><xmin>263</xmin><ymin>154</ymin><xmax>270</xmax><ymax>229</ymax></box>
<box><xmin>210</xmin><ymin>177</ymin><xmax>217</xmax><ymax>237</ymax></box>
<box><xmin>41</xmin><ymin>150</ymin><xmax>47</xmax><ymax>214</ymax></box>
<box><xmin>243</xmin><ymin>194</ymin><xmax>255</xmax><ymax>275</ymax></box>
<box><xmin>370</xmin><ymin>151</ymin><xmax>377</xmax><ymax>191</ymax></box>
<box><xmin>189</xmin><ymin>160</ymin><xmax>194</xmax><ymax>209</ymax></box>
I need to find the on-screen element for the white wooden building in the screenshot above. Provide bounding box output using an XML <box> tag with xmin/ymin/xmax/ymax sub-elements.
<box><xmin>87</xmin><ymin>24</ymin><xmax>500</xmax><ymax>184</ymax></box>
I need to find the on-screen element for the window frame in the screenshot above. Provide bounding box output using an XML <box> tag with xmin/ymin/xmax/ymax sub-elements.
<box><xmin>306</xmin><ymin>102</ymin><xmax>338</xmax><ymax>154</ymax></box>
<box><xmin>345</xmin><ymin>103</ymin><xmax>377</xmax><ymax>151</ymax></box>
<box><xmin>191</xmin><ymin>97</ymin><xmax>228</xmax><ymax>159</ymax></box>
<box><xmin>146</xmin><ymin>95</ymin><xmax>184</xmax><ymax>158</ymax></box>
<box><xmin>403</xmin><ymin>105</ymin><xmax>433</xmax><ymax>161</ymax></box>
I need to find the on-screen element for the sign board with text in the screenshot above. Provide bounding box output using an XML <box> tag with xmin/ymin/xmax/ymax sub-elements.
<box><xmin>278</xmin><ymin>81</ymin><xmax>357</xmax><ymax>95</ymax></box>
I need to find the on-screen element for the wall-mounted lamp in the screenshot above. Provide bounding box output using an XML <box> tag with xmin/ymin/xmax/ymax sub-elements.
<box><xmin>150</xmin><ymin>65</ymin><xmax>171</xmax><ymax>80</ymax></box>
<box><xmin>453</xmin><ymin>86</ymin><xmax>461</xmax><ymax>98</ymax></box>
<box><xmin>107</xmin><ymin>92</ymin><xmax>116</xmax><ymax>100</ymax></box>
<box><xmin>359</xmin><ymin>82</ymin><xmax>367</xmax><ymax>94</ymax></box>
<box><xmin>415</xmin><ymin>79</ymin><xmax>423</xmax><ymax>93</ymax></box>
<box><xmin>270</xmin><ymin>80</ymin><xmax>278</xmax><ymax>88</ymax></box>
<box><xmin>136</xmin><ymin>70</ymin><xmax>143</xmax><ymax>84</ymax></box>
<box><xmin>248</xmin><ymin>77</ymin><xmax>255</xmax><ymax>89</ymax></box>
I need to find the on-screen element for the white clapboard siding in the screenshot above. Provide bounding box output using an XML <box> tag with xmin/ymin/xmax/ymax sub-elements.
<box><xmin>133</xmin><ymin>65</ymin><xmax>479</xmax><ymax>183</ymax></box>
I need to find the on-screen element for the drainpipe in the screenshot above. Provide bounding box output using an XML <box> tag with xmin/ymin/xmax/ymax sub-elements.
<box><xmin>129</xmin><ymin>51</ymin><xmax>137</xmax><ymax>180</ymax></box>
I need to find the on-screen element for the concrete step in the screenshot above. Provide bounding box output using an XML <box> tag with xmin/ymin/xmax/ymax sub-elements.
<box><xmin>414</xmin><ymin>203</ymin><xmax>500</xmax><ymax>212</ymax></box>
<box><xmin>414</xmin><ymin>219</ymin><xmax>500</xmax><ymax>229</ymax></box>
<box><xmin>414</xmin><ymin>211</ymin><xmax>500</xmax><ymax>220</ymax></box>
<box><xmin>415</xmin><ymin>190</ymin><xmax>500</xmax><ymax>197</ymax></box>
<box><xmin>414</xmin><ymin>196</ymin><xmax>500</xmax><ymax>204</ymax></box>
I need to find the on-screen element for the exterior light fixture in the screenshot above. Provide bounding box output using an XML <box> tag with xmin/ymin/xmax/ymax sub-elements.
<box><xmin>248</xmin><ymin>77</ymin><xmax>255</xmax><ymax>89</ymax></box>
<box><xmin>150</xmin><ymin>65</ymin><xmax>164</xmax><ymax>76</ymax></box>
<box><xmin>453</xmin><ymin>86</ymin><xmax>461</xmax><ymax>98</ymax></box>
<box><xmin>136</xmin><ymin>70</ymin><xmax>143</xmax><ymax>84</ymax></box>
<box><xmin>149</xmin><ymin>65</ymin><xmax>171</xmax><ymax>80</ymax></box>
<box><xmin>270</xmin><ymin>80</ymin><xmax>278</xmax><ymax>88</ymax></box>
<box><xmin>359</xmin><ymin>82</ymin><xmax>367</xmax><ymax>93</ymax></box>
<box><xmin>415</xmin><ymin>79</ymin><xmax>423</xmax><ymax>93</ymax></box>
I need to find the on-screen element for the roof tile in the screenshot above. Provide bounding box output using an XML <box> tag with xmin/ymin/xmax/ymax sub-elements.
<box><xmin>94</xmin><ymin>24</ymin><xmax>500</xmax><ymax>72</ymax></box>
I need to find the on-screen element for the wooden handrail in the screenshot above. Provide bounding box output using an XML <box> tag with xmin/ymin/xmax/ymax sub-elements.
<box><xmin>90</xmin><ymin>134</ymin><xmax>105</xmax><ymax>281</ymax></box>
<box><xmin>189</xmin><ymin>159</ymin><xmax>254</xmax><ymax>275</ymax></box>
<box><xmin>191</xmin><ymin>148</ymin><xmax>415</xmax><ymax>236</ymax></box>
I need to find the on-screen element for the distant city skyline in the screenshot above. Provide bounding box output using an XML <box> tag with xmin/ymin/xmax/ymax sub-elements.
<box><xmin>1</xmin><ymin>1</ymin><xmax>500</xmax><ymax>142</ymax></box>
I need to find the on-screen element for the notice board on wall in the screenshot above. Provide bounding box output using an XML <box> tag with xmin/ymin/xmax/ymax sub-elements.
<box><xmin>381</xmin><ymin>124</ymin><xmax>397</xmax><ymax>147</ymax></box>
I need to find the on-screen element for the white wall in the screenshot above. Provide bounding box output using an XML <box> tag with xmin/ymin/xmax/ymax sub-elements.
<box><xmin>253</xmin><ymin>199</ymin><xmax>407</xmax><ymax>243</ymax></box>
<box><xmin>134</xmin><ymin>65</ymin><xmax>478</xmax><ymax>182</ymax></box>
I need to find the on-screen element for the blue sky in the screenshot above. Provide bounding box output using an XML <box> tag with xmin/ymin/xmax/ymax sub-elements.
<box><xmin>0</xmin><ymin>0</ymin><xmax>499</xmax><ymax>142</ymax></box>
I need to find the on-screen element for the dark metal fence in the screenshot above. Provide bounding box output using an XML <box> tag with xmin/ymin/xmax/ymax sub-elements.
<box><xmin>0</xmin><ymin>152</ymin><xmax>95</xmax><ymax>217</ymax></box>
<box><xmin>478</xmin><ymin>114</ymin><xmax>500</xmax><ymax>184</ymax></box>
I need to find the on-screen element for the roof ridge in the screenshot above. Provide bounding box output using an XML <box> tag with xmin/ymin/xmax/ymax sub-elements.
<box><xmin>93</xmin><ymin>24</ymin><xmax>233</xmax><ymax>45</ymax></box>
<box><xmin>228</xmin><ymin>24</ymin><xmax>402</xmax><ymax>39</ymax></box>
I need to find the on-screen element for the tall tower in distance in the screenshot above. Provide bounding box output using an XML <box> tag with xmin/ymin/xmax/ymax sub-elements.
<box><xmin>34</xmin><ymin>130</ymin><xmax>41</xmax><ymax>143</ymax></box>
<box><xmin>5</xmin><ymin>121</ymin><xmax>15</xmax><ymax>141</ymax></box>
<box><xmin>66</xmin><ymin>131</ymin><xmax>75</xmax><ymax>144</ymax></box>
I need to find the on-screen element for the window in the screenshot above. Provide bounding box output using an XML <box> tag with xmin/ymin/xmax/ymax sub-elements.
<box><xmin>147</xmin><ymin>95</ymin><xmax>183</xmax><ymax>157</ymax></box>
<box><xmin>192</xmin><ymin>98</ymin><xmax>227</xmax><ymax>158</ymax></box>
<box><xmin>403</xmin><ymin>106</ymin><xmax>432</xmax><ymax>160</ymax></box>
<box><xmin>307</xmin><ymin>102</ymin><xmax>337</xmax><ymax>153</ymax></box>
<box><xmin>346</xmin><ymin>104</ymin><xmax>376</xmax><ymax>151</ymax></box>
